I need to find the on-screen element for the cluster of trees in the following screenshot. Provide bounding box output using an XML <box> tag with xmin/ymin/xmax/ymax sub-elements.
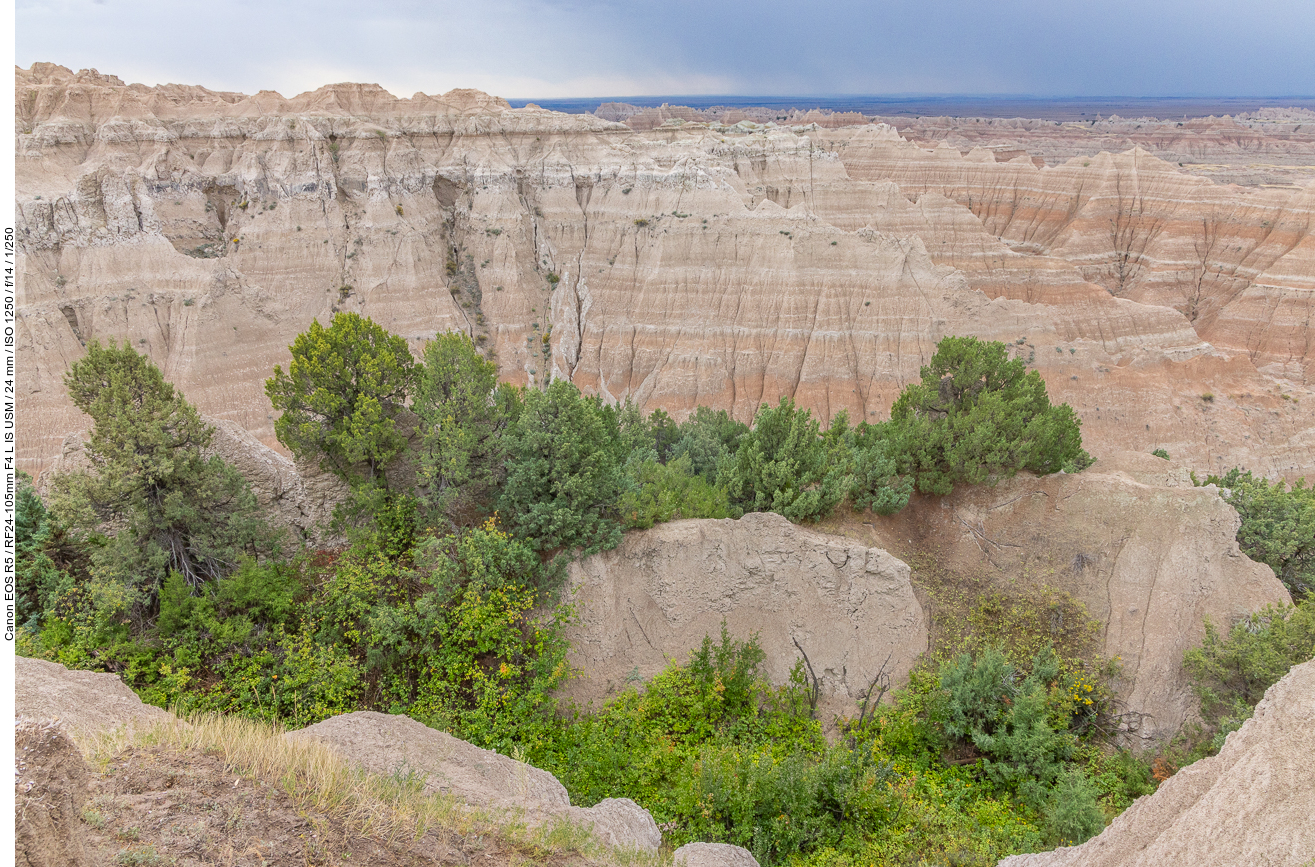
<box><xmin>262</xmin><ymin>317</ymin><xmax>1091</xmax><ymax>557</ymax></box>
<box><xmin>16</xmin><ymin>317</ymin><xmax>1104</xmax><ymax>864</ymax></box>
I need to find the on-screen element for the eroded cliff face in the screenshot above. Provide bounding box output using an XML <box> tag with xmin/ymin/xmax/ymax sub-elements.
<box><xmin>15</xmin><ymin>63</ymin><xmax>1315</xmax><ymax>483</ymax></box>
<box><xmin>563</xmin><ymin>512</ymin><xmax>929</xmax><ymax>722</ymax></box>
<box><xmin>999</xmin><ymin>656</ymin><xmax>1315</xmax><ymax>867</ymax></box>
<box><xmin>820</xmin><ymin>450</ymin><xmax>1292</xmax><ymax>744</ymax></box>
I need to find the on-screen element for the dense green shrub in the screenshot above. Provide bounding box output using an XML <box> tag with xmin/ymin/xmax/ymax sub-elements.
<box><xmin>1184</xmin><ymin>598</ymin><xmax>1315</xmax><ymax>749</ymax></box>
<box><xmin>887</xmin><ymin>336</ymin><xmax>1089</xmax><ymax>496</ymax></box>
<box><xmin>620</xmin><ymin>454</ymin><xmax>731</xmax><ymax>529</ymax></box>
<box><xmin>1041</xmin><ymin>769</ymin><xmax>1105</xmax><ymax>847</ymax></box>
<box><xmin>499</xmin><ymin>379</ymin><xmax>626</xmax><ymax>555</ymax></box>
<box><xmin>1196</xmin><ymin>468</ymin><xmax>1314</xmax><ymax>599</ymax></box>
<box><xmin>940</xmin><ymin>647</ymin><xmax>1079</xmax><ymax>793</ymax></box>
<box><xmin>16</xmin><ymin>473</ymin><xmax>72</xmax><ymax>629</ymax></box>
<box><xmin>845</xmin><ymin>422</ymin><xmax>913</xmax><ymax>515</ymax></box>
<box><xmin>722</xmin><ymin>397</ymin><xmax>850</xmax><ymax>523</ymax></box>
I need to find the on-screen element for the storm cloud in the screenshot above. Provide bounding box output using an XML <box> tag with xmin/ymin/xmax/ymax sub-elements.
<box><xmin>15</xmin><ymin>0</ymin><xmax>1315</xmax><ymax>99</ymax></box>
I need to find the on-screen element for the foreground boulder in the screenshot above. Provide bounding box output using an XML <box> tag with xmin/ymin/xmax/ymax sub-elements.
<box><xmin>564</xmin><ymin>512</ymin><xmax>927</xmax><ymax>720</ymax></box>
<box><xmin>16</xmin><ymin>656</ymin><xmax>172</xmax><ymax>739</ymax></box>
<box><xmin>999</xmin><ymin>656</ymin><xmax>1315</xmax><ymax>867</ymax></box>
<box><xmin>674</xmin><ymin>842</ymin><xmax>762</xmax><ymax>866</ymax></box>
<box><xmin>15</xmin><ymin>721</ymin><xmax>93</xmax><ymax>867</ymax></box>
<box><xmin>286</xmin><ymin>711</ymin><xmax>661</xmax><ymax>853</ymax></box>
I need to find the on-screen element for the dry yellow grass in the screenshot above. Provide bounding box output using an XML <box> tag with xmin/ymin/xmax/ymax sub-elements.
<box><xmin>77</xmin><ymin>712</ymin><xmax>662</xmax><ymax>866</ymax></box>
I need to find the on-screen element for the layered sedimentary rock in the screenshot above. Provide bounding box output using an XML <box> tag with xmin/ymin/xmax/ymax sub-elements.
<box><xmin>15</xmin><ymin>63</ymin><xmax>1315</xmax><ymax>485</ymax></box>
<box><xmin>999</xmin><ymin>656</ymin><xmax>1315</xmax><ymax>867</ymax></box>
<box><xmin>823</xmin><ymin>450</ymin><xmax>1291</xmax><ymax>743</ymax></box>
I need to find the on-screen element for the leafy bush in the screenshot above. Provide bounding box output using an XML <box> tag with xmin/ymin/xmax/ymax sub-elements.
<box><xmin>1184</xmin><ymin>598</ymin><xmax>1315</xmax><ymax>749</ymax></box>
<box><xmin>1197</xmin><ymin>468</ymin><xmax>1314</xmax><ymax>599</ymax></box>
<box><xmin>620</xmin><ymin>454</ymin><xmax>731</xmax><ymax>529</ymax></box>
<box><xmin>1041</xmin><ymin>769</ymin><xmax>1105</xmax><ymax>847</ymax></box>
<box><xmin>940</xmin><ymin>647</ymin><xmax>1077</xmax><ymax>792</ymax></box>
<box><xmin>722</xmin><ymin>397</ymin><xmax>849</xmax><ymax>523</ymax></box>
<box><xmin>887</xmin><ymin>336</ymin><xmax>1089</xmax><ymax>496</ymax></box>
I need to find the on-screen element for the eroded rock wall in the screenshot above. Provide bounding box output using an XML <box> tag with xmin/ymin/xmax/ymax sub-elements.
<box><xmin>562</xmin><ymin>512</ymin><xmax>928</xmax><ymax>721</ymax></box>
<box><xmin>822</xmin><ymin>450</ymin><xmax>1291</xmax><ymax>743</ymax></box>
<box><xmin>16</xmin><ymin>63</ymin><xmax>1315</xmax><ymax>485</ymax></box>
<box><xmin>998</xmin><ymin>656</ymin><xmax>1315</xmax><ymax>867</ymax></box>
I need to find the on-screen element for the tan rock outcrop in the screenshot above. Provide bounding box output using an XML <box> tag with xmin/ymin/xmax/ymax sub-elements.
<box><xmin>15</xmin><ymin>62</ymin><xmax>1315</xmax><ymax>489</ymax></box>
<box><xmin>674</xmin><ymin>842</ymin><xmax>762</xmax><ymax>867</ymax></box>
<box><xmin>15</xmin><ymin>656</ymin><xmax>173</xmax><ymax>740</ymax></box>
<box><xmin>14</xmin><ymin>721</ymin><xmax>94</xmax><ymax>867</ymax></box>
<box><xmin>998</xmin><ymin>656</ymin><xmax>1315</xmax><ymax>867</ymax></box>
<box><xmin>286</xmin><ymin>711</ymin><xmax>662</xmax><ymax>853</ymax></box>
<box><xmin>562</xmin><ymin>512</ymin><xmax>927</xmax><ymax>720</ymax></box>
<box><xmin>825</xmin><ymin>450</ymin><xmax>1291</xmax><ymax>744</ymax></box>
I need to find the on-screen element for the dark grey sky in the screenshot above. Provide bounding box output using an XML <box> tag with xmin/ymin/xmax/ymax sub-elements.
<box><xmin>15</xmin><ymin>0</ymin><xmax>1315</xmax><ymax>99</ymax></box>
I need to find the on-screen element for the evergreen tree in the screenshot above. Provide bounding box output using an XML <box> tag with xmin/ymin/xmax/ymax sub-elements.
<box><xmin>51</xmin><ymin>341</ymin><xmax>273</xmax><ymax>610</ymax></box>
<box><xmin>265</xmin><ymin>312</ymin><xmax>418</xmax><ymax>490</ymax></box>
<box><xmin>888</xmin><ymin>336</ymin><xmax>1089</xmax><ymax>496</ymax></box>
<box><xmin>722</xmin><ymin>397</ymin><xmax>848</xmax><ymax>523</ymax></box>
<box><xmin>499</xmin><ymin>379</ymin><xmax>625</xmax><ymax>555</ymax></box>
<box><xmin>671</xmin><ymin>406</ymin><xmax>748</xmax><ymax>485</ymax></box>
<box><xmin>15</xmin><ymin>473</ymin><xmax>70</xmax><ymax>628</ymax></box>
<box><xmin>413</xmin><ymin>332</ymin><xmax>520</xmax><ymax>526</ymax></box>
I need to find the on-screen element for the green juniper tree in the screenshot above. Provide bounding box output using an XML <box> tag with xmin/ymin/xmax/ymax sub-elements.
<box><xmin>722</xmin><ymin>397</ymin><xmax>849</xmax><ymax>523</ymax></box>
<box><xmin>265</xmin><ymin>313</ymin><xmax>419</xmax><ymax>533</ymax></box>
<box><xmin>888</xmin><ymin>336</ymin><xmax>1089</xmax><ymax>496</ymax></box>
<box><xmin>413</xmin><ymin>332</ymin><xmax>520</xmax><ymax>527</ymax></box>
<box><xmin>50</xmin><ymin>341</ymin><xmax>273</xmax><ymax>613</ymax></box>
<box><xmin>498</xmin><ymin>379</ymin><xmax>626</xmax><ymax>556</ymax></box>
<box><xmin>265</xmin><ymin>312</ymin><xmax>418</xmax><ymax>491</ymax></box>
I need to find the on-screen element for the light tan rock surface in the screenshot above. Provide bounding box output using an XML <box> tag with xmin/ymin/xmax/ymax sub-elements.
<box><xmin>562</xmin><ymin>512</ymin><xmax>927</xmax><ymax>720</ymax></box>
<box><xmin>674</xmin><ymin>842</ymin><xmax>762</xmax><ymax>867</ymax></box>
<box><xmin>16</xmin><ymin>63</ymin><xmax>1315</xmax><ymax>486</ymax></box>
<box><xmin>14</xmin><ymin>720</ymin><xmax>94</xmax><ymax>867</ymax></box>
<box><xmin>822</xmin><ymin>450</ymin><xmax>1291</xmax><ymax>744</ymax></box>
<box><xmin>286</xmin><ymin>711</ymin><xmax>661</xmax><ymax>853</ymax></box>
<box><xmin>15</xmin><ymin>656</ymin><xmax>173</xmax><ymax>739</ymax></box>
<box><xmin>998</xmin><ymin>656</ymin><xmax>1315</xmax><ymax>867</ymax></box>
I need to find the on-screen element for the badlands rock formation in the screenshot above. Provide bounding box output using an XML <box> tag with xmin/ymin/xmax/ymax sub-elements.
<box><xmin>562</xmin><ymin>512</ymin><xmax>926</xmax><ymax>720</ymax></box>
<box><xmin>823</xmin><ymin>450</ymin><xmax>1291</xmax><ymax>744</ymax></box>
<box><xmin>14</xmin><ymin>721</ymin><xmax>94</xmax><ymax>867</ymax></box>
<box><xmin>674</xmin><ymin>842</ymin><xmax>762</xmax><ymax>867</ymax></box>
<box><xmin>15</xmin><ymin>655</ymin><xmax>173</xmax><ymax>739</ymax></box>
<box><xmin>999</xmin><ymin>656</ymin><xmax>1315</xmax><ymax>867</ymax></box>
<box><xmin>16</xmin><ymin>63</ymin><xmax>1315</xmax><ymax>485</ymax></box>
<box><xmin>287</xmin><ymin>711</ymin><xmax>662</xmax><ymax>853</ymax></box>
